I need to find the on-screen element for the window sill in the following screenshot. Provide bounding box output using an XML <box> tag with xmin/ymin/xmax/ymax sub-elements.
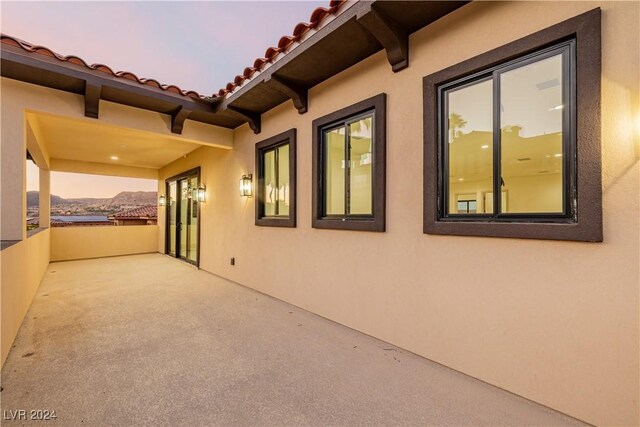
<box><xmin>312</xmin><ymin>217</ymin><xmax>385</xmax><ymax>232</ymax></box>
<box><xmin>424</xmin><ymin>220</ymin><xmax>602</xmax><ymax>242</ymax></box>
<box><xmin>255</xmin><ymin>217</ymin><xmax>296</xmax><ymax>228</ymax></box>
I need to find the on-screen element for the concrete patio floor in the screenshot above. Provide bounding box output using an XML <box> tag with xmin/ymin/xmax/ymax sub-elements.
<box><xmin>1</xmin><ymin>254</ymin><xmax>585</xmax><ymax>426</ymax></box>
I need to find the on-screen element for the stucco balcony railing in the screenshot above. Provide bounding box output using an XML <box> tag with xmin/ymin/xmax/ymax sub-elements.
<box><xmin>50</xmin><ymin>225</ymin><xmax>158</xmax><ymax>262</ymax></box>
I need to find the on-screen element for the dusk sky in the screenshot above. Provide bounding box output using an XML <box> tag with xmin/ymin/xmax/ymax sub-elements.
<box><xmin>9</xmin><ymin>1</ymin><xmax>326</xmax><ymax>198</ymax></box>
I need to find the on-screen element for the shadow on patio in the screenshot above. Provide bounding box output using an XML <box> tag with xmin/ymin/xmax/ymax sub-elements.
<box><xmin>1</xmin><ymin>254</ymin><xmax>584</xmax><ymax>426</ymax></box>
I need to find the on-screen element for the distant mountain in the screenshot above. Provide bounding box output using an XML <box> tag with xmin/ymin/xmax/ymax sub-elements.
<box><xmin>109</xmin><ymin>191</ymin><xmax>157</xmax><ymax>206</ymax></box>
<box><xmin>27</xmin><ymin>191</ymin><xmax>157</xmax><ymax>207</ymax></box>
<box><xmin>66</xmin><ymin>197</ymin><xmax>111</xmax><ymax>205</ymax></box>
<box><xmin>27</xmin><ymin>191</ymin><xmax>70</xmax><ymax>207</ymax></box>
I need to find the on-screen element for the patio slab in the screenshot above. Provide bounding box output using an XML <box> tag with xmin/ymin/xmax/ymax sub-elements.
<box><xmin>1</xmin><ymin>254</ymin><xmax>585</xmax><ymax>426</ymax></box>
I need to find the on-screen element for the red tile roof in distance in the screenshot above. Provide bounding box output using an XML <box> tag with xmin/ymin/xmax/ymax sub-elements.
<box><xmin>0</xmin><ymin>0</ymin><xmax>345</xmax><ymax>100</ymax></box>
<box><xmin>0</xmin><ymin>34</ymin><xmax>210</xmax><ymax>100</ymax></box>
<box><xmin>218</xmin><ymin>0</ymin><xmax>346</xmax><ymax>97</ymax></box>
<box><xmin>110</xmin><ymin>205</ymin><xmax>157</xmax><ymax>220</ymax></box>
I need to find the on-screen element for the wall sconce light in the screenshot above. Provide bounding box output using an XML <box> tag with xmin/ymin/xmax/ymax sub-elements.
<box><xmin>239</xmin><ymin>174</ymin><xmax>253</xmax><ymax>197</ymax></box>
<box><xmin>197</xmin><ymin>186</ymin><xmax>206</xmax><ymax>203</ymax></box>
<box><xmin>159</xmin><ymin>195</ymin><xmax>166</xmax><ymax>206</ymax></box>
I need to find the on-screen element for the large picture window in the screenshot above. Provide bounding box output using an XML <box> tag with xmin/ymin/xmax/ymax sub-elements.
<box><xmin>312</xmin><ymin>94</ymin><xmax>386</xmax><ymax>232</ymax></box>
<box><xmin>255</xmin><ymin>129</ymin><xmax>296</xmax><ymax>227</ymax></box>
<box><xmin>442</xmin><ymin>43</ymin><xmax>572</xmax><ymax>219</ymax></box>
<box><xmin>423</xmin><ymin>9</ymin><xmax>602</xmax><ymax>241</ymax></box>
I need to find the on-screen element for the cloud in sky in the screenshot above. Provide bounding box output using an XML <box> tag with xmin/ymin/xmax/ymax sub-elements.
<box><xmin>1</xmin><ymin>1</ymin><xmax>327</xmax><ymax>96</ymax></box>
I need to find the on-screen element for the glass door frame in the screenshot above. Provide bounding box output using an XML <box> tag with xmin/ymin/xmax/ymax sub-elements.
<box><xmin>165</xmin><ymin>167</ymin><xmax>201</xmax><ymax>267</ymax></box>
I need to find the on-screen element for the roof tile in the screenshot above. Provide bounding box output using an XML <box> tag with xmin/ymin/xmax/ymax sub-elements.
<box><xmin>217</xmin><ymin>0</ymin><xmax>346</xmax><ymax>97</ymax></box>
<box><xmin>110</xmin><ymin>205</ymin><xmax>158</xmax><ymax>219</ymax></box>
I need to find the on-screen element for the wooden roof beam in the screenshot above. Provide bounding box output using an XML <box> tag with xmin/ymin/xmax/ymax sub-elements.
<box><xmin>266</xmin><ymin>75</ymin><xmax>309</xmax><ymax>114</ymax></box>
<box><xmin>84</xmin><ymin>81</ymin><xmax>101</xmax><ymax>119</ymax></box>
<box><xmin>170</xmin><ymin>106</ymin><xmax>192</xmax><ymax>134</ymax></box>
<box><xmin>356</xmin><ymin>2</ymin><xmax>409</xmax><ymax>72</ymax></box>
<box><xmin>227</xmin><ymin>106</ymin><xmax>261</xmax><ymax>134</ymax></box>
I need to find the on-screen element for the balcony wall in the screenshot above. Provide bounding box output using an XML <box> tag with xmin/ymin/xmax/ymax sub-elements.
<box><xmin>50</xmin><ymin>225</ymin><xmax>158</xmax><ymax>262</ymax></box>
<box><xmin>1</xmin><ymin>229</ymin><xmax>50</xmax><ymax>364</ymax></box>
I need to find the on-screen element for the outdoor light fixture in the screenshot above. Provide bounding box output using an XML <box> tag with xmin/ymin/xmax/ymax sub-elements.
<box><xmin>158</xmin><ymin>195</ymin><xmax>166</xmax><ymax>206</ymax></box>
<box><xmin>197</xmin><ymin>186</ymin><xmax>206</xmax><ymax>203</ymax></box>
<box><xmin>239</xmin><ymin>174</ymin><xmax>253</xmax><ymax>197</ymax></box>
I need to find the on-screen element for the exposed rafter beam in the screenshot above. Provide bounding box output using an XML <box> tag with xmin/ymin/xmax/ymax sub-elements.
<box><xmin>84</xmin><ymin>82</ymin><xmax>101</xmax><ymax>119</ymax></box>
<box><xmin>266</xmin><ymin>75</ymin><xmax>308</xmax><ymax>114</ymax></box>
<box><xmin>170</xmin><ymin>106</ymin><xmax>192</xmax><ymax>135</ymax></box>
<box><xmin>356</xmin><ymin>2</ymin><xmax>409</xmax><ymax>72</ymax></box>
<box><xmin>227</xmin><ymin>106</ymin><xmax>261</xmax><ymax>134</ymax></box>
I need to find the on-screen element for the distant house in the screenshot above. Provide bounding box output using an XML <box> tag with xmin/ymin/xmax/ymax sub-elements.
<box><xmin>49</xmin><ymin>215</ymin><xmax>112</xmax><ymax>227</ymax></box>
<box><xmin>108</xmin><ymin>205</ymin><xmax>157</xmax><ymax>226</ymax></box>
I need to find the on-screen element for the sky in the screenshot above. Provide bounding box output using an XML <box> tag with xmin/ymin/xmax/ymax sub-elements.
<box><xmin>50</xmin><ymin>172</ymin><xmax>157</xmax><ymax>199</ymax></box>
<box><xmin>27</xmin><ymin>162</ymin><xmax>157</xmax><ymax>199</ymax></box>
<box><xmin>10</xmin><ymin>1</ymin><xmax>326</xmax><ymax>198</ymax></box>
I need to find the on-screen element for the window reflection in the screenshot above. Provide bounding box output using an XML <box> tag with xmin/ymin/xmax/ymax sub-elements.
<box><xmin>500</xmin><ymin>53</ymin><xmax>564</xmax><ymax>213</ymax></box>
<box><xmin>324</xmin><ymin>127</ymin><xmax>346</xmax><ymax>215</ymax></box>
<box><xmin>263</xmin><ymin>144</ymin><xmax>290</xmax><ymax>217</ymax></box>
<box><xmin>446</xmin><ymin>79</ymin><xmax>493</xmax><ymax>214</ymax></box>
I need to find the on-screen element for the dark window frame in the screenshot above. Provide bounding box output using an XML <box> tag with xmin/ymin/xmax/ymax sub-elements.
<box><xmin>255</xmin><ymin>129</ymin><xmax>297</xmax><ymax>228</ymax></box>
<box><xmin>312</xmin><ymin>93</ymin><xmax>386</xmax><ymax>232</ymax></box>
<box><xmin>440</xmin><ymin>41</ymin><xmax>575</xmax><ymax>221</ymax></box>
<box><xmin>423</xmin><ymin>9</ymin><xmax>602</xmax><ymax>242</ymax></box>
<box><xmin>165</xmin><ymin>167</ymin><xmax>201</xmax><ymax>267</ymax></box>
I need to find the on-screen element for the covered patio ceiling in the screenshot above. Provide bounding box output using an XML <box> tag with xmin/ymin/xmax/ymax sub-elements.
<box><xmin>26</xmin><ymin>111</ymin><xmax>213</xmax><ymax>175</ymax></box>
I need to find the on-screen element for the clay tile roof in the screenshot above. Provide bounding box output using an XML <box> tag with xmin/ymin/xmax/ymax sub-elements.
<box><xmin>216</xmin><ymin>0</ymin><xmax>347</xmax><ymax>98</ymax></box>
<box><xmin>0</xmin><ymin>34</ymin><xmax>214</xmax><ymax>101</ymax></box>
<box><xmin>110</xmin><ymin>205</ymin><xmax>157</xmax><ymax>220</ymax></box>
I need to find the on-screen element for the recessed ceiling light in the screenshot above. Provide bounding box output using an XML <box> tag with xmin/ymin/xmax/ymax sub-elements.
<box><xmin>545</xmin><ymin>155</ymin><xmax>551</xmax><ymax>158</ymax></box>
<box><xmin>554</xmin><ymin>153</ymin><xmax>563</xmax><ymax>157</ymax></box>
<box><xmin>481</xmin><ymin>145</ymin><xmax>489</xmax><ymax>149</ymax></box>
<box><xmin>458</xmin><ymin>178</ymin><xmax>464</xmax><ymax>181</ymax></box>
<box><xmin>110</xmin><ymin>156</ymin><xmax>119</xmax><ymax>160</ymax></box>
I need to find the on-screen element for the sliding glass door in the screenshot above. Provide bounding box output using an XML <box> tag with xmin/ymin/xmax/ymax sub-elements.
<box><xmin>166</xmin><ymin>168</ymin><xmax>199</xmax><ymax>265</ymax></box>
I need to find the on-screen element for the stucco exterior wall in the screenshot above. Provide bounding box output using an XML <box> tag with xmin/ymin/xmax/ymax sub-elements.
<box><xmin>50</xmin><ymin>226</ymin><xmax>158</xmax><ymax>262</ymax></box>
<box><xmin>159</xmin><ymin>2</ymin><xmax>639</xmax><ymax>425</ymax></box>
<box><xmin>0</xmin><ymin>229</ymin><xmax>50</xmax><ymax>365</ymax></box>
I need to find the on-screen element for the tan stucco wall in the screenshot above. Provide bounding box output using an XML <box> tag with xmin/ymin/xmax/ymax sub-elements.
<box><xmin>0</xmin><ymin>229</ymin><xmax>50</xmax><ymax>365</ymax></box>
<box><xmin>159</xmin><ymin>2</ymin><xmax>639</xmax><ymax>425</ymax></box>
<box><xmin>50</xmin><ymin>226</ymin><xmax>158</xmax><ymax>262</ymax></box>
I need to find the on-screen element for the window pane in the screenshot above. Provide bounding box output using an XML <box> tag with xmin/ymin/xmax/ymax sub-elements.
<box><xmin>500</xmin><ymin>53</ymin><xmax>564</xmax><ymax>213</ymax></box>
<box><xmin>349</xmin><ymin>116</ymin><xmax>373</xmax><ymax>215</ymax></box>
<box><xmin>277</xmin><ymin>144</ymin><xmax>290</xmax><ymax>216</ymax></box>
<box><xmin>324</xmin><ymin>127</ymin><xmax>346</xmax><ymax>215</ymax></box>
<box><xmin>263</xmin><ymin>149</ymin><xmax>276</xmax><ymax>216</ymax></box>
<box><xmin>446</xmin><ymin>79</ymin><xmax>494</xmax><ymax>214</ymax></box>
